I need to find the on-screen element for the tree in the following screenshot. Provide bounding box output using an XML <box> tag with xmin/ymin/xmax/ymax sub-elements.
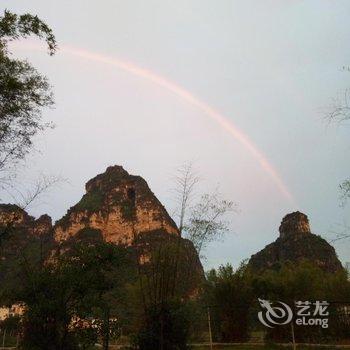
<box><xmin>136</xmin><ymin>299</ymin><xmax>193</xmax><ymax>350</ymax></box>
<box><xmin>0</xmin><ymin>228</ymin><xmax>131</xmax><ymax>350</ymax></box>
<box><xmin>340</xmin><ymin>179</ymin><xmax>350</xmax><ymax>206</ymax></box>
<box><xmin>6</xmin><ymin>174</ymin><xmax>64</xmax><ymax>210</ymax></box>
<box><xmin>184</xmin><ymin>191</ymin><xmax>236</xmax><ymax>257</ymax></box>
<box><xmin>172</xmin><ymin>161</ymin><xmax>200</xmax><ymax>235</ymax></box>
<box><xmin>131</xmin><ymin>163</ymin><xmax>236</xmax><ymax>349</ymax></box>
<box><xmin>171</xmin><ymin>162</ymin><xmax>236</xmax><ymax>257</ymax></box>
<box><xmin>251</xmin><ymin>261</ymin><xmax>350</xmax><ymax>343</ymax></box>
<box><xmin>205</xmin><ymin>263</ymin><xmax>253</xmax><ymax>342</ymax></box>
<box><xmin>326</xmin><ymin>83</ymin><xmax>350</xmax><ymax>124</ymax></box>
<box><xmin>0</xmin><ymin>10</ymin><xmax>56</xmax><ymax>181</ymax></box>
<box><xmin>0</xmin><ymin>10</ymin><xmax>59</xmax><ymax>269</ymax></box>
<box><xmin>132</xmin><ymin>162</ymin><xmax>236</xmax><ymax>349</ymax></box>
<box><xmin>325</xmin><ymin>68</ymin><xmax>350</xmax><ymax>239</ymax></box>
<box><xmin>132</xmin><ymin>231</ymin><xmax>202</xmax><ymax>350</ymax></box>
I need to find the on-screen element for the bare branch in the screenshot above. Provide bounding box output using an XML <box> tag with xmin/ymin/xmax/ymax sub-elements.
<box><xmin>325</xmin><ymin>89</ymin><xmax>350</xmax><ymax>124</ymax></box>
<box><xmin>325</xmin><ymin>59</ymin><xmax>350</xmax><ymax>126</ymax></box>
<box><xmin>171</xmin><ymin>161</ymin><xmax>200</xmax><ymax>235</ymax></box>
<box><xmin>340</xmin><ymin>179</ymin><xmax>350</xmax><ymax>207</ymax></box>
<box><xmin>328</xmin><ymin>222</ymin><xmax>350</xmax><ymax>243</ymax></box>
<box><xmin>6</xmin><ymin>174</ymin><xmax>66</xmax><ymax>210</ymax></box>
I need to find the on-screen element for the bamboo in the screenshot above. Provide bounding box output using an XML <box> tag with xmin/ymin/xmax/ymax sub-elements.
<box><xmin>207</xmin><ymin>307</ymin><xmax>213</xmax><ymax>350</ymax></box>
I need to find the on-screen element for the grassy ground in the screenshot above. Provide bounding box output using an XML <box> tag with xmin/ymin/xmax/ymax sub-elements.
<box><xmin>192</xmin><ymin>345</ymin><xmax>337</xmax><ymax>350</ymax></box>
<box><xmin>191</xmin><ymin>346</ymin><xmax>346</xmax><ymax>350</ymax></box>
<box><xmin>0</xmin><ymin>333</ymin><xmax>17</xmax><ymax>348</ymax></box>
<box><xmin>107</xmin><ymin>346</ymin><xmax>349</xmax><ymax>350</ymax></box>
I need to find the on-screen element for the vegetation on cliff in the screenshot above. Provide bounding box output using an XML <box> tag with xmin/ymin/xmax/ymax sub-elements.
<box><xmin>54</xmin><ymin>165</ymin><xmax>178</xmax><ymax>240</ymax></box>
<box><xmin>248</xmin><ymin>212</ymin><xmax>343</xmax><ymax>273</ymax></box>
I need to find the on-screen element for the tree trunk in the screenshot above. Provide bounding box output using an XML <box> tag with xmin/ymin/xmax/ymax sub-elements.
<box><xmin>102</xmin><ymin>307</ymin><xmax>110</xmax><ymax>350</ymax></box>
<box><xmin>207</xmin><ymin>307</ymin><xmax>213</xmax><ymax>350</ymax></box>
<box><xmin>2</xmin><ymin>328</ymin><xmax>6</xmax><ymax>348</ymax></box>
<box><xmin>291</xmin><ymin>321</ymin><xmax>296</xmax><ymax>350</ymax></box>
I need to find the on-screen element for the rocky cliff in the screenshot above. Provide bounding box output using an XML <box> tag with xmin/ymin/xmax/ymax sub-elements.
<box><xmin>0</xmin><ymin>204</ymin><xmax>52</xmax><ymax>238</ymax></box>
<box><xmin>54</xmin><ymin>165</ymin><xmax>179</xmax><ymax>244</ymax></box>
<box><xmin>0</xmin><ymin>166</ymin><xmax>204</xmax><ymax>300</ymax></box>
<box><xmin>0</xmin><ymin>204</ymin><xmax>53</xmax><ymax>268</ymax></box>
<box><xmin>248</xmin><ymin>211</ymin><xmax>343</xmax><ymax>273</ymax></box>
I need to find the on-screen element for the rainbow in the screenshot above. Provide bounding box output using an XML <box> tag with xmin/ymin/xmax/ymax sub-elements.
<box><xmin>13</xmin><ymin>42</ymin><xmax>294</xmax><ymax>203</ymax></box>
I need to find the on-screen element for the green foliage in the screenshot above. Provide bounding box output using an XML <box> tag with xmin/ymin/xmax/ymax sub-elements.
<box><xmin>0</xmin><ymin>10</ymin><xmax>56</xmax><ymax>54</ymax></box>
<box><xmin>0</xmin><ymin>10</ymin><xmax>56</xmax><ymax>176</ymax></box>
<box><xmin>56</xmin><ymin>191</ymin><xmax>105</xmax><ymax>230</ymax></box>
<box><xmin>70</xmin><ymin>323</ymin><xmax>98</xmax><ymax>350</ymax></box>
<box><xmin>0</xmin><ymin>224</ymin><xmax>54</xmax><ymax>309</ymax></box>
<box><xmin>0</xmin><ymin>231</ymin><xmax>133</xmax><ymax>349</ymax></box>
<box><xmin>205</xmin><ymin>262</ymin><xmax>253</xmax><ymax>342</ymax></box>
<box><xmin>0</xmin><ymin>314</ymin><xmax>20</xmax><ymax>332</ymax></box>
<box><xmin>134</xmin><ymin>231</ymin><xmax>203</xmax><ymax>306</ymax></box>
<box><xmin>130</xmin><ymin>231</ymin><xmax>205</xmax><ymax>348</ymax></box>
<box><xmin>193</xmin><ymin>346</ymin><xmax>340</xmax><ymax>350</ymax></box>
<box><xmin>203</xmin><ymin>260</ymin><xmax>350</xmax><ymax>344</ymax></box>
<box><xmin>120</xmin><ymin>199</ymin><xmax>136</xmax><ymax>221</ymax></box>
<box><xmin>251</xmin><ymin>261</ymin><xmax>350</xmax><ymax>313</ymax></box>
<box><xmin>75</xmin><ymin>190</ymin><xmax>104</xmax><ymax>213</ymax></box>
<box><xmin>54</xmin><ymin>213</ymin><xmax>70</xmax><ymax>230</ymax></box>
<box><xmin>251</xmin><ymin>261</ymin><xmax>327</xmax><ymax>302</ymax></box>
<box><xmin>183</xmin><ymin>192</ymin><xmax>235</xmax><ymax>256</ymax></box>
<box><xmin>250</xmin><ymin>261</ymin><xmax>350</xmax><ymax>343</ymax></box>
<box><xmin>74</xmin><ymin>227</ymin><xmax>103</xmax><ymax>243</ymax></box>
<box><xmin>136</xmin><ymin>301</ymin><xmax>192</xmax><ymax>350</ymax></box>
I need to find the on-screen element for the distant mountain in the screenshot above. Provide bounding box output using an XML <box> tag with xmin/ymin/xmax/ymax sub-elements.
<box><xmin>0</xmin><ymin>166</ymin><xmax>204</xmax><ymax>297</ymax></box>
<box><xmin>248</xmin><ymin>211</ymin><xmax>343</xmax><ymax>273</ymax></box>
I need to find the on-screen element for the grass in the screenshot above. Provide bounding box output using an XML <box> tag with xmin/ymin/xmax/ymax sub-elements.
<box><xmin>106</xmin><ymin>345</ymin><xmax>347</xmax><ymax>350</ymax></box>
<box><xmin>191</xmin><ymin>346</ymin><xmax>342</xmax><ymax>350</ymax></box>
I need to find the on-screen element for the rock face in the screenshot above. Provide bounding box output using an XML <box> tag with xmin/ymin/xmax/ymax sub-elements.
<box><xmin>53</xmin><ymin>165</ymin><xmax>204</xmax><ymax>295</ymax></box>
<box><xmin>54</xmin><ymin>166</ymin><xmax>179</xmax><ymax>244</ymax></box>
<box><xmin>248</xmin><ymin>211</ymin><xmax>343</xmax><ymax>273</ymax></box>
<box><xmin>278</xmin><ymin>211</ymin><xmax>310</xmax><ymax>239</ymax></box>
<box><xmin>0</xmin><ymin>166</ymin><xmax>204</xmax><ymax>302</ymax></box>
<box><xmin>0</xmin><ymin>204</ymin><xmax>53</xmax><ymax>269</ymax></box>
<box><xmin>0</xmin><ymin>204</ymin><xmax>52</xmax><ymax>237</ymax></box>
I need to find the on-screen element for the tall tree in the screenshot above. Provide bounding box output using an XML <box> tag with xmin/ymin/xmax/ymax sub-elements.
<box><xmin>0</xmin><ymin>10</ymin><xmax>56</xmax><ymax>181</ymax></box>
<box><xmin>171</xmin><ymin>162</ymin><xmax>236</xmax><ymax>257</ymax></box>
<box><xmin>205</xmin><ymin>263</ymin><xmax>253</xmax><ymax>342</ymax></box>
<box><xmin>1</xmin><ymin>233</ymin><xmax>131</xmax><ymax>350</ymax></box>
<box><xmin>251</xmin><ymin>261</ymin><xmax>350</xmax><ymax>343</ymax></box>
<box><xmin>172</xmin><ymin>161</ymin><xmax>200</xmax><ymax>235</ymax></box>
<box><xmin>185</xmin><ymin>191</ymin><xmax>235</xmax><ymax>257</ymax></box>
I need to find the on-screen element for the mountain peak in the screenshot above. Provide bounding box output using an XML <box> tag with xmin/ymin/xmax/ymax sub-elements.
<box><xmin>249</xmin><ymin>212</ymin><xmax>343</xmax><ymax>273</ymax></box>
<box><xmin>54</xmin><ymin>165</ymin><xmax>179</xmax><ymax>243</ymax></box>
<box><xmin>85</xmin><ymin>165</ymin><xmax>130</xmax><ymax>192</ymax></box>
<box><xmin>279</xmin><ymin>211</ymin><xmax>311</xmax><ymax>239</ymax></box>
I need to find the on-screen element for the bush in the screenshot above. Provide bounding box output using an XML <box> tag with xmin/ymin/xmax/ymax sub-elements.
<box><xmin>136</xmin><ymin>301</ymin><xmax>191</xmax><ymax>350</ymax></box>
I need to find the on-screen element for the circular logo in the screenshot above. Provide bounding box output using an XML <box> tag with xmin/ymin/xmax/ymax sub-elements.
<box><xmin>258</xmin><ymin>298</ymin><xmax>293</xmax><ymax>328</ymax></box>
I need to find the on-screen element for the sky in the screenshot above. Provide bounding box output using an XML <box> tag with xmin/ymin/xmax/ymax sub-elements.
<box><xmin>2</xmin><ymin>0</ymin><xmax>350</xmax><ymax>269</ymax></box>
